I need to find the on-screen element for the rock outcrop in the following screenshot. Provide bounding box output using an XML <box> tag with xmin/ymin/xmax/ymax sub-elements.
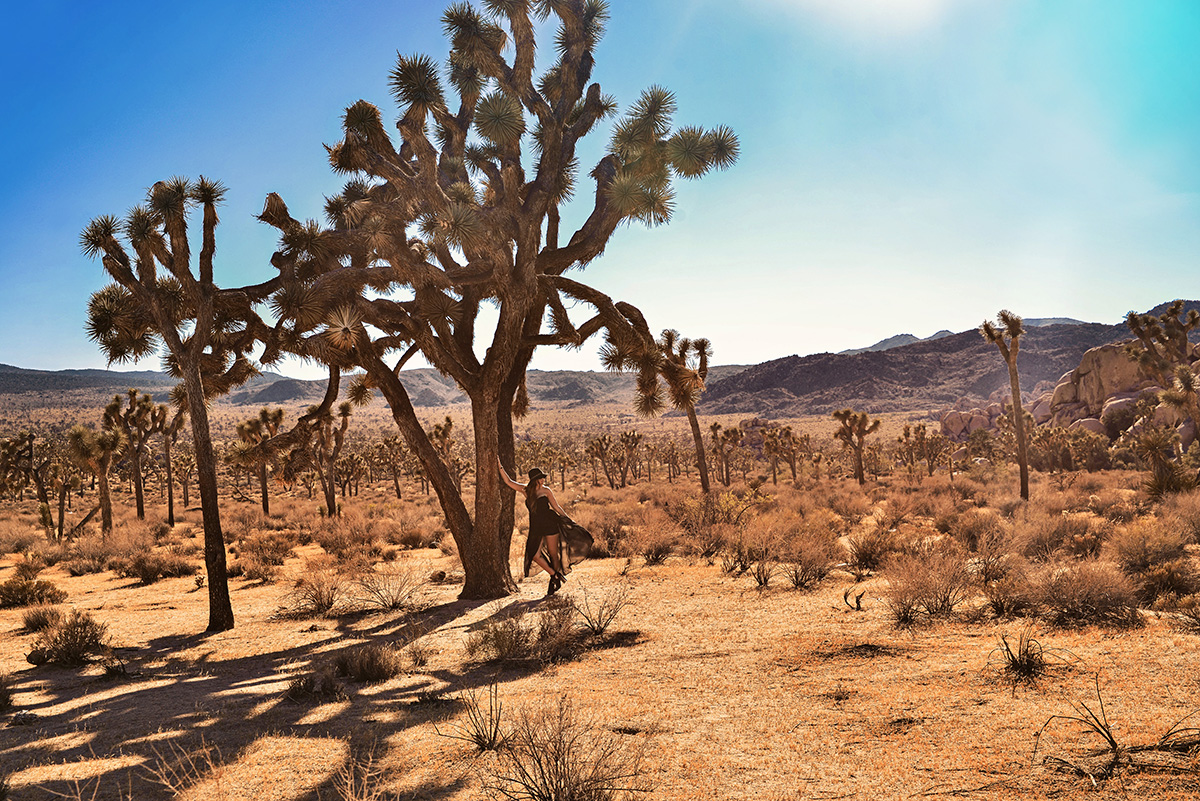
<box><xmin>1047</xmin><ymin>343</ymin><xmax>1156</xmax><ymax>426</ymax></box>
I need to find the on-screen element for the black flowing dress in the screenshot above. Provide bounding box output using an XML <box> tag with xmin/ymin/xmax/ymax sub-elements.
<box><xmin>523</xmin><ymin>494</ymin><xmax>561</xmax><ymax>577</ymax></box>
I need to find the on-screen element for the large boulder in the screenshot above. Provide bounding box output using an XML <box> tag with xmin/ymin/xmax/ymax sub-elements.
<box><xmin>1048</xmin><ymin>343</ymin><xmax>1154</xmax><ymax>425</ymax></box>
<box><xmin>1068</xmin><ymin>418</ymin><xmax>1106</xmax><ymax>437</ymax></box>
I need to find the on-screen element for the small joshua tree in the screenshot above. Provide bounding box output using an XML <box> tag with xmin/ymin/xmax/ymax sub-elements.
<box><xmin>981</xmin><ymin>310</ymin><xmax>1030</xmax><ymax>501</ymax></box>
<box><xmin>66</xmin><ymin>425</ymin><xmax>124</xmax><ymax>535</ymax></box>
<box><xmin>833</xmin><ymin>409</ymin><xmax>880</xmax><ymax>486</ymax></box>
<box><xmin>231</xmin><ymin>407</ymin><xmax>285</xmax><ymax>515</ymax></box>
<box><xmin>104</xmin><ymin>389</ymin><xmax>166</xmax><ymax>520</ymax></box>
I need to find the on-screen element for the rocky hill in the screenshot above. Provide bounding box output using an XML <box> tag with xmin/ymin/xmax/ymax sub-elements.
<box><xmin>0</xmin><ymin>363</ymin><xmax>751</xmax><ymax>411</ymax></box>
<box><xmin>699</xmin><ymin>302</ymin><xmax>1200</xmax><ymax>417</ymax></box>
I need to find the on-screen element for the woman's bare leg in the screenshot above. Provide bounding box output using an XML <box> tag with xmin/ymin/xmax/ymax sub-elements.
<box><xmin>531</xmin><ymin>552</ymin><xmax>554</xmax><ymax>576</ymax></box>
<box><xmin>544</xmin><ymin>534</ymin><xmax>564</xmax><ymax>575</ymax></box>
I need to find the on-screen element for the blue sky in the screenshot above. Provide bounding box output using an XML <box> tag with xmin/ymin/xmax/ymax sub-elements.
<box><xmin>1</xmin><ymin>0</ymin><xmax>1197</xmax><ymax>378</ymax></box>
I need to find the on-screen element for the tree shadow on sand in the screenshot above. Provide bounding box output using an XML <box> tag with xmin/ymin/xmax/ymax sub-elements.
<box><xmin>0</xmin><ymin>590</ymin><xmax>639</xmax><ymax>800</ymax></box>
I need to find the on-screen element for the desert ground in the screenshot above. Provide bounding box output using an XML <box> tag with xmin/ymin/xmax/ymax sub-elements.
<box><xmin>2</xmin><ymin>408</ymin><xmax>1200</xmax><ymax>800</ymax></box>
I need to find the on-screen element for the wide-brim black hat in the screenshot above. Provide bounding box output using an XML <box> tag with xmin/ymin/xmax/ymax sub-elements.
<box><xmin>527</xmin><ymin>468</ymin><xmax>548</xmax><ymax>482</ymax></box>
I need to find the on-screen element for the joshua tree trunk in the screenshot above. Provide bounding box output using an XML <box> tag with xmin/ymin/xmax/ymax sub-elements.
<box><xmin>98</xmin><ymin>465</ymin><xmax>113</xmax><ymax>535</ymax></box>
<box><xmin>686</xmin><ymin>407</ymin><xmax>710</xmax><ymax>494</ymax></box>
<box><xmin>164</xmin><ymin>436</ymin><xmax>176</xmax><ymax>527</ymax></box>
<box><xmin>183</xmin><ymin>367</ymin><xmax>234</xmax><ymax>632</ymax></box>
<box><xmin>1005</xmin><ymin>362</ymin><xmax>1030</xmax><ymax>501</ymax></box>
<box><xmin>259</xmin><ymin>462</ymin><xmax>270</xmax><ymax>516</ymax></box>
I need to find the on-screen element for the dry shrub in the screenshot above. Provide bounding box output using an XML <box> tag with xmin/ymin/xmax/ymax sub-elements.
<box><xmin>483</xmin><ymin>695</ymin><xmax>647</xmax><ymax>801</ymax></box>
<box><xmin>775</xmin><ymin>516</ymin><xmax>842</xmax><ymax>591</ymax></box>
<box><xmin>27</xmin><ymin>609</ymin><xmax>110</xmax><ymax>666</ymax></box>
<box><xmin>884</xmin><ymin>543</ymin><xmax>973</xmax><ymax>626</ymax></box>
<box><xmin>1088</xmin><ymin>489</ymin><xmax>1139</xmax><ymax>523</ymax></box>
<box><xmin>572</xmin><ymin>584</ymin><xmax>631</xmax><ymax>637</ymax></box>
<box><xmin>239</xmin><ymin>554</ymin><xmax>280</xmax><ymax>583</ymax></box>
<box><xmin>1034</xmin><ymin>562</ymin><xmax>1142</xmax><ymax>628</ymax></box>
<box><xmin>0</xmin><ymin>672</ymin><xmax>12</xmax><ymax>713</ymax></box>
<box><xmin>466</xmin><ymin>607</ymin><xmax>535</xmax><ymax>662</ymax></box>
<box><xmin>116</xmin><ymin>550</ymin><xmax>198</xmax><ymax>585</ymax></box>
<box><xmin>314</xmin><ymin>511</ymin><xmax>383</xmax><ymax>562</ymax></box>
<box><xmin>1136</xmin><ymin>560</ymin><xmax>1200</xmax><ymax>606</ymax></box>
<box><xmin>1103</xmin><ymin>519</ymin><xmax>1196</xmax><ymax>613</ymax></box>
<box><xmin>0</xmin><ymin>577</ymin><xmax>67</xmax><ymax>608</ymax></box>
<box><xmin>380</xmin><ymin>505</ymin><xmax>445</xmax><ymax>550</ymax></box>
<box><xmin>438</xmin><ymin>682</ymin><xmax>506</xmax><ymax>752</ymax></box>
<box><xmin>466</xmin><ymin>601</ymin><xmax>583</xmax><ymax>664</ymax></box>
<box><xmin>535</xmin><ymin>598</ymin><xmax>584</xmax><ymax>663</ymax></box>
<box><xmin>1169</xmin><ymin>594</ymin><xmax>1200</xmax><ymax>633</ymax></box>
<box><xmin>22</xmin><ymin>604</ymin><xmax>64</xmax><ymax>632</ymax></box>
<box><xmin>284</xmin><ymin>666</ymin><xmax>346</xmax><ymax>702</ymax></box>
<box><xmin>826</xmin><ymin>487</ymin><xmax>871</xmax><ymax>530</ymax></box>
<box><xmin>0</xmin><ymin>518</ymin><xmax>40</xmax><ymax>554</ymax></box>
<box><xmin>1160</xmin><ymin>490</ymin><xmax>1200</xmax><ymax>543</ymax></box>
<box><xmin>624</xmin><ymin>518</ymin><xmax>678</xmax><ymax>566</ymax></box>
<box><xmin>280</xmin><ymin>558</ymin><xmax>351</xmax><ymax>617</ymax></box>
<box><xmin>949</xmin><ymin>508</ymin><xmax>1003</xmax><ymax>552</ymax></box>
<box><xmin>1107</xmin><ymin>519</ymin><xmax>1189</xmax><ymax>575</ymax></box>
<box><xmin>984</xmin><ymin>561</ymin><xmax>1038</xmax><ymax>618</ymax></box>
<box><xmin>1015</xmin><ymin>509</ymin><xmax>1091</xmax><ymax>562</ymax></box>
<box><xmin>13</xmin><ymin>552</ymin><xmax>47</xmax><ymax>581</ymax></box>
<box><xmin>845</xmin><ymin>522</ymin><xmax>897</xmax><ymax>577</ymax></box>
<box><xmin>355</xmin><ymin>563</ymin><xmax>425</xmax><ymax>611</ymax></box>
<box><xmin>235</xmin><ymin>530</ymin><xmax>295</xmax><ymax>566</ymax></box>
<box><xmin>332</xmin><ymin>644</ymin><xmax>404</xmax><ymax>683</ymax></box>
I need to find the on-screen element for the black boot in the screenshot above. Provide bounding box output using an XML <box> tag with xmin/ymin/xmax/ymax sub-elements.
<box><xmin>546</xmin><ymin>573</ymin><xmax>562</xmax><ymax>596</ymax></box>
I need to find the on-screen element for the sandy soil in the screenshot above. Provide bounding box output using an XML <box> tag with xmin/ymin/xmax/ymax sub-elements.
<box><xmin>3</xmin><ymin>523</ymin><xmax>1199</xmax><ymax>801</ymax></box>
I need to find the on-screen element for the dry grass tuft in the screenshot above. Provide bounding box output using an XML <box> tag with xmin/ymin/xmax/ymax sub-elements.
<box><xmin>482</xmin><ymin>695</ymin><xmax>647</xmax><ymax>801</ymax></box>
<box><xmin>332</xmin><ymin>644</ymin><xmax>404</xmax><ymax>683</ymax></box>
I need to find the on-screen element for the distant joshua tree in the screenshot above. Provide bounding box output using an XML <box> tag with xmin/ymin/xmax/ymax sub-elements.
<box><xmin>832</xmin><ymin>409</ymin><xmax>880</xmax><ymax>486</ymax></box>
<box><xmin>232</xmin><ymin>407</ymin><xmax>285</xmax><ymax>515</ymax></box>
<box><xmin>605</xmin><ymin>329</ymin><xmax>713</xmax><ymax>494</ymax></box>
<box><xmin>104</xmin><ymin>389</ymin><xmax>166</xmax><ymax>520</ymax></box>
<box><xmin>980</xmin><ymin>310</ymin><xmax>1030</xmax><ymax>501</ymax></box>
<box><xmin>67</xmin><ymin>425</ymin><xmax>124</xmax><ymax>535</ymax></box>
<box><xmin>1125</xmin><ymin>300</ymin><xmax>1200</xmax><ymax>447</ymax></box>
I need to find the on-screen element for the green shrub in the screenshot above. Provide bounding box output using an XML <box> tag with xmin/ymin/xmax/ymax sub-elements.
<box><xmin>0</xmin><ymin>578</ymin><xmax>67</xmax><ymax>608</ymax></box>
<box><xmin>27</xmin><ymin>609</ymin><xmax>110</xmax><ymax>666</ymax></box>
<box><xmin>1017</xmin><ymin>511</ymin><xmax>1090</xmax><ymax>562</ymax></box>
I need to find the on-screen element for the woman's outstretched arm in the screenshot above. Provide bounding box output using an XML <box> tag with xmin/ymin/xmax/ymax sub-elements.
<box><xmin>497</xmin><ymin>457</ymin><xmax>525</xmax><ymax>492</ymax></box>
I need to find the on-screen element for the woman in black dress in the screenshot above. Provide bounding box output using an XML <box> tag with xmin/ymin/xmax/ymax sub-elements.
<box><xmin>498</xmin><ymin>459</ymin><xmax>569</xmax><ymax>595</ymax></box>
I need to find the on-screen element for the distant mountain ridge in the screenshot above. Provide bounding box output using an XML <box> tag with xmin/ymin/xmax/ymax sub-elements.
<box><xmin>838</xmin><ymin>317</ymin><xmax>1087</xmax><ymax>356</ymax></box>
<box><xmin>0</xmin><ymin>363</ymin><xmax>750</xmax><ymax>411</ymax></box>
<box><xmin>699</xmin><ymin>301</ymin><xmax>1200</xmax><ymax>417</ymax></box>
<box><xmin>1</xmin><ymin>303</ymin><xmax>1192</xmax><ymax>419</ymax></box>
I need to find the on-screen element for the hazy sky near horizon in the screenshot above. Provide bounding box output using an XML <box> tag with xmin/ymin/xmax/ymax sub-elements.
<box><xmin>1</xmin><ymin>0</ymin><xmax>1197</xmax><ymax>379</ymax></box>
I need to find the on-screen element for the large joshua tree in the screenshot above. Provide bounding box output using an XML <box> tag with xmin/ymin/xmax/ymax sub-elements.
<box><xmin>257</xmin><ymin>0</ymin><xmax>737</xmax><ymax>598</ymax></box>
<box><xmin>81</xmin><ymin>178</ymin><xmax>270</xmax><ymax>632</ymax></box>
<box><xmin>981</xmin><ymin>310</ymin><xmax>1029</xmax><ymax>501</ymax></box>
